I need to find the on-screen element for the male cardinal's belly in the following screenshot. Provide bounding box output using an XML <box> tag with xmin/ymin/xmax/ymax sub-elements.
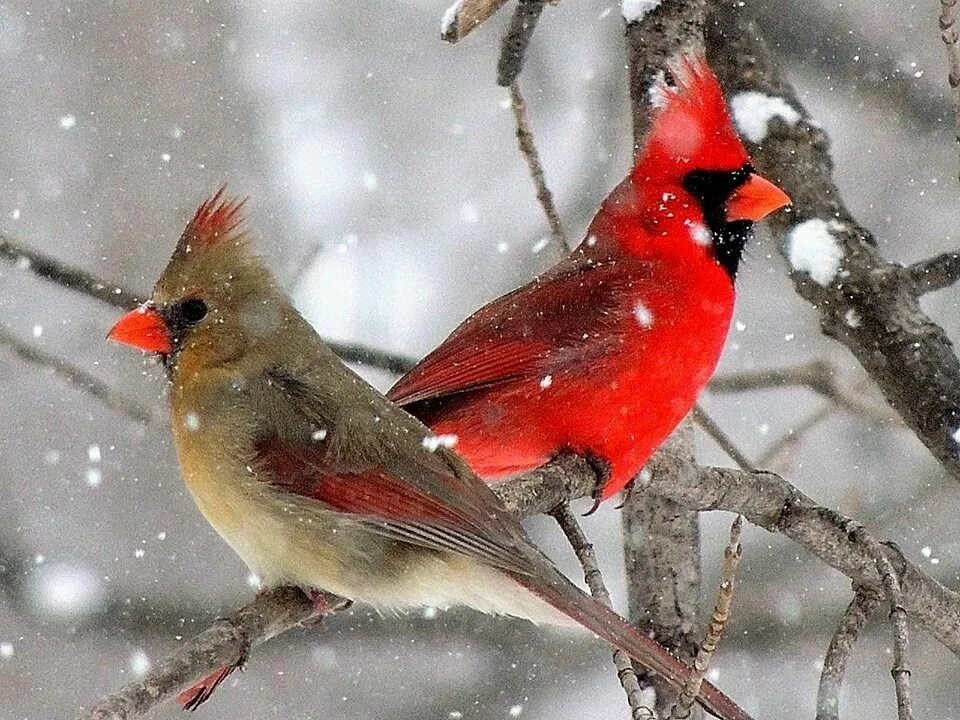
<box><xmin>422</xmin><ymin>299</ymin><xmax>733</xmax><ymax>498</ymax></box>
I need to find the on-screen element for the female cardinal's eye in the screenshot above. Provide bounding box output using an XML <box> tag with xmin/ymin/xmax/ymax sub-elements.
<box><xmin>180</xmin><ymin>299</ymin><xmax>208</xmax><ymax>324</ymax></box>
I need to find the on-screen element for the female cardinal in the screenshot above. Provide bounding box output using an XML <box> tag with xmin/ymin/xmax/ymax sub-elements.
<box><xmin>108</xmin><ymin>190</ymin><xmax>752</xmax><ymax>720</ymax></box>
<box><xmin>388</xmin><ymin>57</ymin><xmax>790</xmax><ymax>505</ymax></box>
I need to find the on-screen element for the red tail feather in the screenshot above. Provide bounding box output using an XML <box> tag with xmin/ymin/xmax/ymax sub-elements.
<box><xmin>510</xmin><ymin>568</ymin><xmax>753</xmax><ymax>720</ymax></box>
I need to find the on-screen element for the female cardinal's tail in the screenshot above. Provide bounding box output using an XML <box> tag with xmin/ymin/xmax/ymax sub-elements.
<box><xmin>509</xmin><ymin>567</ymin><xmax>753</xmax><ymax>720</ymax></box>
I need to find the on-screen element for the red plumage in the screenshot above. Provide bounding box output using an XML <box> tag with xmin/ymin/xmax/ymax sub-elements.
<box><xmin>389</xmin><ymin>57</ymin><xmax>789</xmax><ymax>500</ymax></box>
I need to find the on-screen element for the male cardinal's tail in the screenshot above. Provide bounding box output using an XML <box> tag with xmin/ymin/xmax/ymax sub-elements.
<box><xmin>510</xmin><ymin>569</ymin><xmax>753</xmax><ymax>720</ymax></box>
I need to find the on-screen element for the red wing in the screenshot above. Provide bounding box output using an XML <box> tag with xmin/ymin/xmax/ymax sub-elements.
<box><xmin>387</xmin><ymin>338</ymin><xmax>550</xmax><ymax>406</ymax></box>
<box><xmin>389</xmin><ymin>254</ymin><xmax>647</xmax><ymax>407</ymax></box>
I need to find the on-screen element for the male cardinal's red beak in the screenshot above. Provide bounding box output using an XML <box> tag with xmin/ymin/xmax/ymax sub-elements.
<box><xmin>725</xmin><ymin>173</ymin><xmax>791</xmax><ymax>222</ymax></box>
<box><xmin>107</xmin><ymin>304</ymin><xmax>173</xmax><ymax>354</ymax></box>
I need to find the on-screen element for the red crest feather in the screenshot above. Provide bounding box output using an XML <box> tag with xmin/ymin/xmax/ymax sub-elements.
<box><xmin>182</xmin><ymin>186</ymin><xmax>248</xmax><ymax>248</ymax></box>
<box><xmin>640</xmin><ymin>55</ymin><xmax>750</xmax><ymax>178</ymax></box>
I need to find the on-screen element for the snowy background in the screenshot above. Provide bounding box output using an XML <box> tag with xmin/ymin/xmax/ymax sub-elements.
<box><xmin>1</xmin><ymin>1</ymin><xmax>959</xmax><ymax>718</ymax></box>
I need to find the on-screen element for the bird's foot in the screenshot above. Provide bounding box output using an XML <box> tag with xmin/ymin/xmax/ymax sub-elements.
<box><xmin>178</xmin><ymin>661</ymin><xmax>243</xmax><ymax>711</ymax></box>
<box><xmin>582</xmin><ymin>454</ymin><xmax>613</xmax><ymax>517</ymax></box>
<box><xmin>301</xmin><ymin>588</ymin><xmax>352</xmax><ymax>626</ymax></box>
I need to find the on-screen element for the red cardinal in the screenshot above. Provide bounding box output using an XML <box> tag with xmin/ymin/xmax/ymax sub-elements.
<box><xmin>388</xmin><ymin>57</ymin><xmax>789</xmax><ymax>505</ymax></box>
<box><xmin>108</xmin><ymin>190</ymin><xmax>752</xmax><ymax>720</ymax></box>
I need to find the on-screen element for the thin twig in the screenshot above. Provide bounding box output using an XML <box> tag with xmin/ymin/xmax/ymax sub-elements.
<box><xmin>941</xmin><ymin>0</ymin><xmax>960</xmax><ymax>182</ymax></box>
<box><xmin>550</xmin><ymin>503</ymin><xmax>651</xmax><ymax>719</ymax></box>
<box><xmin>844</xmin><ymin>526</ymin><xmax>913</xmax><ymax>720</ymax></box>
<box><xmin>78</xmin><ymin>587</ymin><xmax>348</xmax><ymax>720</ymax></box>
<box><xmin>670</xmin><ymin>516</ymin><xmax>743</xmax><ymax>719</ymax></box>
<box><xmin>0</xmin><ymin>233</ymin><xmax>416</xmax><ymax>375</ymax></box>
<box><xmin>0</xmin><ymin>232</ymin><xmax>140</xmax><ymax>309</ymax></box>
<box><xmin>692</xmin><ymin>405</ymin><xmax>754</xmax><ymax>470</ymax></box>
<box><xmin>0</xmin><ymin>325</ymin><xmax>153</xmax><ymax>423</ymax></box>
<box><xmin>816</xmin><ymin>588</ymin><xmax>882</xmax><ymax>720</ymax></box>
<box><xmin>497</xmin><ymin>0</ymin><xmax>547</xmax><ymax>87</ymax></box>
<box><xmin>508</xmin><ymin>83</ymin><xmax>568</xmax><ymax>253</ymax></box>
<box><xmin>905</xmin><ymin>250</ymin><xmax>960</xmax><ymax>294</ymax></box>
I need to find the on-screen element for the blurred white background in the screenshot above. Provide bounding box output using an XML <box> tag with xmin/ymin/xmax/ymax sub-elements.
<box><xmin>1</xmin><ymin>1</ymin><xmax>959</xmax><ymax>718</ymax></box>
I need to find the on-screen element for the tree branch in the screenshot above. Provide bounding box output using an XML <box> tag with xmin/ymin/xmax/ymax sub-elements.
<box><xmin>621</xmin><ymin>3</ymin><xmax>708</xmax><ymax>713</ymax></box>
<box><xmin>440</xmin><ymin>0</ymin><xmax>511</xmax><ymax>43</ymax></box>
<box><xmin>816</xmin><ymin>588</ymin><xmax>881</xmax><ymax>720</ymax></box>
<box><xmin>551</xmin><ymin>504</ymin><xmax>650</xmax><ymax>719</ymax></box>
<box><xmin>0</xmin><ymin>325</ymin><xmax>153</xmax><ymax>424</ymax></box>
<box><xmin>707</xmin><ymin>3</ymin><xmax>960</xmax><ymax>480</ymax></box>
<box><xmin>0</xmin><ymin>234</ymin><xmax>416</xmax><ymax>375</ymax></box>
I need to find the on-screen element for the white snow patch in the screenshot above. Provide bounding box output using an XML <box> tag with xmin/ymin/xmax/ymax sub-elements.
<box><xmin>130</xmin><ymin>650</ymin><xmax>150</xmax><ymax>677</ymax></box>
<box><xmin>496</xmin><ymin>241</ymin><xmax>509</xmax><ymax>254</ymax></box>
<box><xmin>134</xmin><ymin>548</ymin><xmax>145</xmax><ymax>559</ymax></box>
<box><xmin>509</xmin><ymin>705</ymin><xmax>523</xmax><ymax>718</ymax></box>
<box><xmin>161</xmin><ymin>152</ymin><xmax>171</xmax><ymax>163</ymax></box>
<box><xmin>585</xmin><ymin>234</ymin><xmax>598</xmax><ymax>247</ymax></box>
<box><xmin>735</xmin><ymin>320</ymin><xmax>746</xmax><ymax>332</ymax></box>
<box><xmin>85</xmin><ymin>467</ymin><xmax>102</xmax><ymax>487</ymax></box>
<box><xmin>622</xmin><ymin>0</ymin><xmax>662</xmax><ymax>23</ymax></box>
<box><xmin>58</xmin><ymin>114</ymin><xmax>76</xmax><ymax>129</ymax></box>
<box><xmin>953</xmin><ymin>426</ymin><xmax>960</xmax><ymax>446</ymax></box>
<box><xmin>441</xmin><ymin>0</ymin><xmax>463</xmax><ymax>36</ymax></box>
<box><xmin>844</xmin><ymin>308</ymin><xmax>862</xmax><ymax>328</ymax></box>
<box><xmin>247</xmin><ymin>573</ymin><xmax>262</xmax><ymax>588</ymax></box>
<box><xmin>362</xmin><ymin>171</ymin><xmax>378</xmax><ymax>191</ymax></box>
<box><xmin>311</xmin><ymin>428</ymin><xmax>328</xmax><ymax>441</ymax></box>
<box><xmin>32</xmin><ymin>324</ymin><xmax>42</xmax><ymax>338</ymax></box>
<box><xmin>539</xmin><ymin>375</ymin><xmax>553</xmax><ymax>390</ymax></box>
<box><xmin>10</xmin><ymin>207</ymin><xmax>20</xmax><ymax>221</ymax></box>
<box><xmin>921</xmin><ymin>546</ymin><xmax>932</xmax><ymax>558</ymax></box>
<box><xmin>647</xmin><ymin>69</ymin><xmax>670</xmax><ymax>110</ymax></box>
<box><xmin>633</xmin><ymin>301</ymin><xmax>654</xmax><ymax>328</ymax></box>
<box><xmin>422</xmin><ymin>434</ymin><xmax>459</xmax><ymax>452</ymax></box>
<box><xmin>184</xmin><ymin>412</ymin><xmax>201</xmax><ymax>431</ymax></box>
<box><xmin>787</xmin><ymin>219</ymin><xmax>845</xmax><ymax>286</ymax></box>
<box><xmin>689</xmin><ymin>221</ymin><xmax>711</xmax><ymax>246</ymax></box>
<box><xmin>422</xmin><ymin>606</ymin><xmax>438</xmax><ymax>620</ymax></box>
<box><xmin>531</xmin><ymin>237</ymin><xmax>549</xmax><ymax>254</ymax></box>
<box><xmin>0</xmin><ymin>643</ymin><xmax>12</xmax><ymax>659</ymax></box>
<box><xmin>730</xmin><ymin>91</ymin><xmax>800</xmax><ymax>143</ymax></box>
<box><xmin>87</xmin><ymin>444</ymin><xmax>101</xmax><ymax>463</ymax></box>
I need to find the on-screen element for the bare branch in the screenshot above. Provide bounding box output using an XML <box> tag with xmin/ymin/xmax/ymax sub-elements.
<box><xmin>78</xmin><ymin>453</ymin><xmax>960</xmax><ymax>719</ymax></box>
<box><xmin>941</xmin><ymin>0</ymin><xmax>960</xmax><ymax>181</ymax></box>
<box><xmin>440</xmin><ymin>0</ymin><xmax>510</xmax><ymax>43</ymax></box>
<box><xmin>497</xmin><ymin>0</ymin><xmax>548</xmax><ymax>87</ymax></box>
<box><xmin>0</xmin><ymin>233</ymin><xmax>140</xmax><ymax>310</ymax></box>
<box><xmin>622</xmin><ymin>4</ymin><xmax>707</xmax><ymax>712</ymax></box>
<box><xmin>508</xmin><ymin>83</ymin><xmax>568</xmax><ymax>254</ymax></box>
<box><xmin>692</xmin><ymin>405</ymin><xmax>754</xmax><ymax>470</ymax></box>
<box><xmin>816</xmin><ymin>588</ymin><xmax>882</xmax><ymax>720</ymax></box>
<box><xmin>77</xmin><ymin>587</ymin><xmax>347</xmax><ymax>720</ymax></box>
<box><xmin>0</xmin><ymin>234</ymin><xmax>416</xmax><ymax>375</ymax></box>
<box><xmin>671</xmin><ymin>516</ymin><xmax>743</xmax><ymax>719</ymax></box>
<box><xmin>707</xmin><ymin>4</ymin><xmax>960</xmax><ymax>479</ymax></box>
<box><xmin>906</xmin><ymin>250</ymin><xmax>960</xmax><ymax>294</ymax></box>
<box><xmin>0</xmin><ymin>325</ymin><xmax>152</xmax><ymax>424</ymax></box>
<box><xmin>551</xmin><ymin>504</ymin><xmax>650</xmax><ymax>719</ymax></box>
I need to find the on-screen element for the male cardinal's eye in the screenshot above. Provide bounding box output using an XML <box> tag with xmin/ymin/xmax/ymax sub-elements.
<box><xmin>180</xmin><ymin>299</ymin><xmax>208</xmax><ymax>324</ymax></box>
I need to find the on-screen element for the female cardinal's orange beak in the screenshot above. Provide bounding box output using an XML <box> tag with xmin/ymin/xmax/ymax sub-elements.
<box><xmin>107</xmin><ymin>304</ymin><xmax>173</xmax><ymax>354</ymax></box>
<box><xmin>726</xmin><ymin>173</ymin><xmax>791</xmax><ymax>222</ymax></box>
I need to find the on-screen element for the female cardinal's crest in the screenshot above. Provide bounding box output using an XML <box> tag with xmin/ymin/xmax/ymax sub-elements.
<box><xmin>179</xmin><ymin>187</ymin><xmax>248</xmax><ymax>250</ymax></box>
<box><xmin>642</xmin><ymin>55</ymin><xmax>750</xmax><ymax>175</ymax></box>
